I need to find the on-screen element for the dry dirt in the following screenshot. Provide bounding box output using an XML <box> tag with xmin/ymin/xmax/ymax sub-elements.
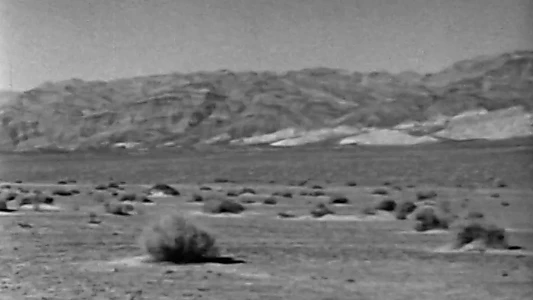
<box><xmin>1</xmin><ymin>181</ymin><xmax>532</xmax><ymax>300</ymax></box>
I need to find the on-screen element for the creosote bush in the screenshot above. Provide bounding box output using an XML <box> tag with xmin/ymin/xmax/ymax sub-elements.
<box><xmin>451</xmin><ymin>217</ymin><xmax>509</xmax><ymax>250</ymax></box>
<box><xmin>371</xmin><ymin>187</ymin><xmax>389</xmax><ymax>195</ymax></box>
<box><xmin>262</xmin><ymin>196</ymin><xmax>278</xmax><ymax>205</ymax></box>
<box><xmin>0</xmin><ymin>199</ymin><xmax>8</xmax><ymax>212</ymax></box>
<box><xmin>416</xmin><ymin>190</ymin><xmax>438</xmax><ymax>201</ymax></box>
<box><xmin>374</xmin><ymin>198</ymin><xmax>397</xmax><ymax>211</ymax></box>
<box><xmin>412</xmin><ymin>205</ymin><xmax>451</xmax><ymax>232</ymax></box>
<box><xmin>395</xmin><ymin>201</ymin><xmax>417</xmax><ymax>220</ymax></box>
<box><xmin>140</xmin><ymin>212</ymin><xmax>219</xmax><ymax>263</ymax></box>
<box><xmin>203</xmin><ymin>197</ymin><xmax>245</xmax><ymax>214</ymax></box>
<box><xmin>104</xmin><ymin>200</ymin><xmax>135</xmax><ymax>216</ymax></box>
<box><xmin>310</xmin><ymin>203</ymin><xmax>334</xmax><ymax>218</ymax></box>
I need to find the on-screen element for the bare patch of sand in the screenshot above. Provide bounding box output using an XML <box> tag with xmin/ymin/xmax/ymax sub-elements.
<box><xmin>18</xmin><ymin>204</ymin><xmax>62</xmax><ymax>212</ymax></box>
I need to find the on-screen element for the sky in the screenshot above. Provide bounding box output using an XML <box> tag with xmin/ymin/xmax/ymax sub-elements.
<box><xmin>0</xmin><ymin>0</ymin><xmax>532</xmax><ymax>91</ymax></box>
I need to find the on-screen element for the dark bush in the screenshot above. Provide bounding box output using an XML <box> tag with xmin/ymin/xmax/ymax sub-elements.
<box><xmin>104</xmin><ymin>200</ymin><xmax>135</xmax><ymax>216</ymax></box>
<box><xmin>346</xmin><ymin>181</ymin><xmax>357</xmax><ymax>187</ymax></box>
<box><xmin>140</xmin><ymin>212</ymin><xmax>219</xmax><ymax>263</ymax></box>
<box><xmin>374</xmin><ymin>198</ymin><xmax>397</xmax><ymax>212</ymax></box>
<box><xmin>272</xmin><ymin>190</ymin><xmax>292</xmax><ymax>198</ymax></box>
<box><xmin>412</xmin><ymin>205</ymin><xmax>451</xmax><ymax>231</ymax></box>
<box><xmin>203</xmin><ymin>198</ymin><xmax>245</xmax><ymax>214</ymax></box>
<box><xmin>310</xmin><ymin>203</ymin><xmax>334</xmax><ymax>218</ymax></box>
<box><xmin>189</xmin><ymin>193</ymin><xmax>204</xmax><ymax>202</ymax></box>
<box><xmin>395</xmin><ymin>201</ymin><xmax>417</xmax><ymax>220</ymax></box>
<box><xmin>328</xmin><ymin>194</ymin><xmax>350</xmax><ymax>205</ymax></box>
<box><xmin>262</xmin><ymin>196</ymin><xmax>278</xmax><ymax>205</ymax></box>
<box><xmin>238</xmin><ymin>187</ymin><xmax>256</xmax><ymax>195</ymax></box>
<box><xmin>278</xmin><ymin>211</ymin><xmax>297</xmax><ymax>218</ymax></box>
<box><xmin>150</xmin><ymin>183</ymin><xmax>180</xmax><ymax>196</ymax></box>
<box><xmin>200</xmin><ymin>186</ymin><xmax>213</xmax><ymax>191</ymax></box>
<box><xmin>451</xmin><ymin>218</ymin><xmax>509</xmax><ymax>250</ymax></box>
<box><xmin>371</xmin><ymin>188</ymin><xmax>389</xmax><ymax>196</ymax></box>
<box><xmin>51</xmin><ymin>188</ymin><xmax>73</xmax><ymax>196</ymax></box>
<box><xmin>416</xmin><ymin>190</ymin><xmax>438</xmax><ymax>201</ymax></box>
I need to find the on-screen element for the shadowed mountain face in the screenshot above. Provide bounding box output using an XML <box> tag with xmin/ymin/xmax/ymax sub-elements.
<box><xmin>0</xmin><ymin>51</ymin><xmax>532</xmax><ymax>152</ymax></box>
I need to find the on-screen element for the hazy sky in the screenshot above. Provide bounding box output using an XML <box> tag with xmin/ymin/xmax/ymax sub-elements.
<box><xmin>1</xmin><ymin>0</ymin><xmax>532</xmax><ymax>91</ymax></box>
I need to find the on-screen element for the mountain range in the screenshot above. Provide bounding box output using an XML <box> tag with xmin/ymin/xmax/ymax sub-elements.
<box><xmin>0</xmin><ymin>50</ymin><xmax>532</xmax><ymax>152</ymax></box>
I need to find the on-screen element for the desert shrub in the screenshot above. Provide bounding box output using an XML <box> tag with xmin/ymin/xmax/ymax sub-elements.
<box><xmin>94</xmin><ymin>184</ymin><xmax>108</xmax><ymax>190</ymax></box>
<box><xmin>501</xmin><ymin>201</ymin><xmax>510</xmax><ymax>207</ymax></box>
<box><xmin>374</xmin><ymin>198</ymin><xmax>397</xmax><ymax>212</ymax></box>
<box><xmin>104</xmin><ymin>200</ymin><xmax>135</xmax><ymax>216</ymax></box>
<box><xmin>299</xmin><ymin>190</ymin><xmax>311</xmax><ymax>196</ymax></box>
<box><xmin>88</xmin><ymin>211</ymin><xmax>101</xmax><ymax>224</ymax></box>
<box><xmin>51</xmin><ymin>188</ymin><xmax>73</xmax><ymax>196</ymax></box>
<box><xmin>272</xmin><ymin>190</ymin><xmax>292</xmax><ymax>198</ymax></box>
<box><xmin>57</xmin><ymin>180</ymin><xmax>68</xmax><ymax>185</ymax></box>
<box><xmin>311</xmin><ymin>185</ymin><xmax>323</xmax><ymax>190</ymax></box>
<box><xmin>19</xmin><ymin>193</ymin><xmax>54</xmax><ymax>206</ymax></box>
<box><xmin>203</xmin><ymin>198</ymin><xmax>245</xmax><ymax>214</ymax></box>
<box><xmin>140</xmin><ymin>212</ymin><xmax>219</xmax><ymax>263</ymax></box>
<box><xmin>189</xmin><ymin>193</ymin><xmax>204</xmax><ymax>202</ymax></box>
<box><xmin>14</xmin><ymin>180</ymin><xmax>22</xmax><ymax>184</ymax></box>
<box><xmin>226</xmin><ymin>189</ymin><xmax>239</xmax><ymax>197</ymax></box>
<box><xmin>392</xmin><ymin>185</ymin><xmax>403</xmax><ymax>191</ymax></box>
<box><xmin>0</xmin><ymin>199</ymin><xmax>8</xmax><ymax>211</ymax></box>
<box><xmin>238</xmin><ymin>193</ymin><xmax>257</xmax><ymax>204</ymax></box>
<box><xmin>346</xmin><ymin>181</ymin><xmax>357</xmax><ymax>187</ymax></box>
<box><xmin>0</xmin><ymin>184</ymin><xmax>11</xmax><ymax>189</ymax></box>
<box><xmin>150</xmin><ymin>183</ymin><xmax>180</xmax><ymax>196</ymax></box>
<box><xmin>464</xmin><ymin>211</ymin><xmax>484</xmax><ymax>220</ymax></box>
<box><xmin>412</xmin><ymin>205</ymin><xmax>451</xmax><ymax>231</ymax></box>
<box><xmin>200</xmin><ymin>186</ymin><xmax>213</xmax><ymax>191</ymax></box>
<box><xmin>395</xmin><ymin>201</ymin><xmax>417</xmax><ymax>220</ymax></box>
<box><xmin>492</xmin><ymin>178</ymin><xmax>507</xmax><ymax>188</ymax></box>
<box><xmin>371</xmin><ymin>187</ymin><xmax>389</xmax><ymax>195</ymax></box>
<box><xmin>214</xmin><ymin>178</ymin><xmax>231</xmax><ymax>183</ymax></box>
<box><xmin>108</xmin><ymin>182</ymin><xmax>121</xmax><ymax>189</ymax></box>
<box><xmin>71</xmin><ymin>189</ymin><xmax>80</xmax><ymax>195</ymax></box>
<box><xmin>361</xmin><ymin>206</ymin><xmax>377</xmax><ymax>215</ymax></box>
<box><xmin>490</xmin><ymin>193</ymin><xmax>500</xmax><ymax>198</ymax></box>
<box><xmin>238</xmin><ymin>187</ymin><xmax>256</xmax><ymax>195</ymax></box>
<box><xmin>416</xmin><ymin>190</ymin><xmax>438</xmax><ymax>201</ymax></box>
<box><xmin>118</xmin><ymin>192</ymin><xmax>138</xmax><ymax>202</ymax></box>
<box><xmin>328</xmin><ymin>194</ymin><xmax>349</xmax><ymax>205</ymax></box>
<box><xmin>309</xmin><ymin>190</ymin><xmax>326</xmax><ymax>197</ymax></box>
<box><xmin>0</xmin><ymin>191</ymin><xmax>18</xmax><ymax>202</ymax></box>
<box><xmin>262</xmin><ymin>196</ymin><xmax>277</xmax><ymax>205</ymax></box>
<box><xmin>310</xmin><ymin>203</ymin><xmax>334</xmax><ymax>218</ymax></box>
<box><xmin>278</xmin><ymin>211</ymin><xmax>297</xmax><ymax>218</ymax></box>
<box><xmin>451</xmin><ymin>218</ymin><xmax>509</xmax><ymax>250</ymax></box>
<box><xmin>383</xmin><ymin>181</ymin><xmax>392</xmax><ymax>186</ymax></box>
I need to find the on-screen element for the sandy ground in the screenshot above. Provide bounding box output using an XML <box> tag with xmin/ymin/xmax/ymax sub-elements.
<box><xmin>1</xmin><ymin>181</ymin><xmax>533</xmax><ymax>299</ymax></box>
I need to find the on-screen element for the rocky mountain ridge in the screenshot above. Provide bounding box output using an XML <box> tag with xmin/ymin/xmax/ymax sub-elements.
<box><xmin>0</xmin><ymin>50</ymin><xmax>532</xmax><ymax>152</ymax></box>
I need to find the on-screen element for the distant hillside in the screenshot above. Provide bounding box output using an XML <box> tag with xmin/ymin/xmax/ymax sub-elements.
<box><xmin>0</xmin><ymin>50</ymin><xmax>532</xmax><ymax>152</ymax></box>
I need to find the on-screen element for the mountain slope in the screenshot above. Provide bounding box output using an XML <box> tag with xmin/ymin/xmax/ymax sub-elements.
<box><xmin>0</xmin><ymin>50</ymin><xmax>532</xmax><ymax>152</ymax></box>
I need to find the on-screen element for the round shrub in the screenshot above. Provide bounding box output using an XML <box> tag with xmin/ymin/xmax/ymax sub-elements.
<box><xmin>52</xmin><ymin>188</ymin><xmax>73</xmax><ymax>196</ymax></box>
<box><xmin>361</xmin><ymin>206</ymin><xmax>377</xmax><ymax>215</ymax></box>
<box><xmin>238</xmin><ymin>187</ymin><xmax>256</xmax><ymax>195</ymax></box>
<box><xmin>199</xmin><ymin>186</ymin><xmax>213</xmax><ymax>191</ymax></box>
<box><xmin>374</xmin><ymin>198</ymin><xmax>397</xmax><ymax>212</ymax></box>
<box><xmin>272</xmin><ymin>190</ymin><xmax>292</xmax><ymax>198</ymax></box>
<box><xmin>328</xmin><ymin>194</ymin><xmax>350</xmax><ymax>205</ymax></box>
<box><xmin>416</xmin><ymin>190</ymin><xmax>438</xmax><ymax>201</ymax></box>
<box><xmin>451</xmin><ymin>218</ymin><xmax>509</xmax><ymax>250</ymax></box>
<box><xmin>203</xmin><ymin>198</ymin><xmax>245</xmax><ymax>214</ymax></box>
<box><xmin>149</xmin><ymin>183</ymin><xmax>180</xmax><ymax>196</ymax></box>
<box><xmin>0</xmin><ymin>191</ymin><xmax>18</xmax><ymax>202</ymax></box>
<box><xmin>237</xmin><ymin>193</ymin><xmax>257</xmax><ymax>204</ymax></box>
<box><xmin>226</xmin><ymin>189</ymin><xmax>239</xmax><ymax>197</ymax></box>
<box><xmin>395</xmin><ymin>201</ymin><xmax>417</xmax><ymax>220</ymax></box>
<box><xmin>412</xmin><ymin>205</ymin><xmax>450</xmax><ymax>231</ymax></box>
<box><xmin>262</xmin><ymin>196</ymin><xmax>278</xmax><ymax>205</ymax></box>
<box><xmin>0</xmin><ymin>199</ymin><xmax>8</xmax><ymax>211</ymax></box>
<box><xmin>309</xmin><ymin>190</ymin><xmax>325</xmax><ymax>197</ymax></box>
<box><xmin>310</xmin><ymin>203</ymin><xmax>334</xmax><ymax>218</ymax></box>
<box><xmin>189</xmin><ymin>193</ymin><xmax>204</xmax><ymax>202</ymax></box>
<box><xmin>19</xmin><ymin>193</ymin><xmax>54</xmax><ymax>206</ymax></box>
<box><xmin>278</xmin><ymin>211</ymin><xmax>297</xmax><ymax>218</ymax></box>
<box><xmin>371</xmin><ymin>188</ymin><xmax>389</xmax><ymax>196</ymax></box>
<box><xmin>311</xmin><ymin>185</ymin><xmax>323</xmax><ymax>190</ymax></box>
<box><xmin>104</xmin><ymin>200</ymin><xmax>135</xmax><ymax>215</ymax></box>
<box><xmin>346</xmin><ymin>181</ymin><xmax>357</xmax><ymax>187</ymax></box>
<box><xmin>118</xmin><ymin>192</ymin><xmax>138</xmax><ymax>202</ymax></box>
<box><xmin>140</xmin><ymin>212</ymin><xmax>219</xmax><ymax>263</ymax></box>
